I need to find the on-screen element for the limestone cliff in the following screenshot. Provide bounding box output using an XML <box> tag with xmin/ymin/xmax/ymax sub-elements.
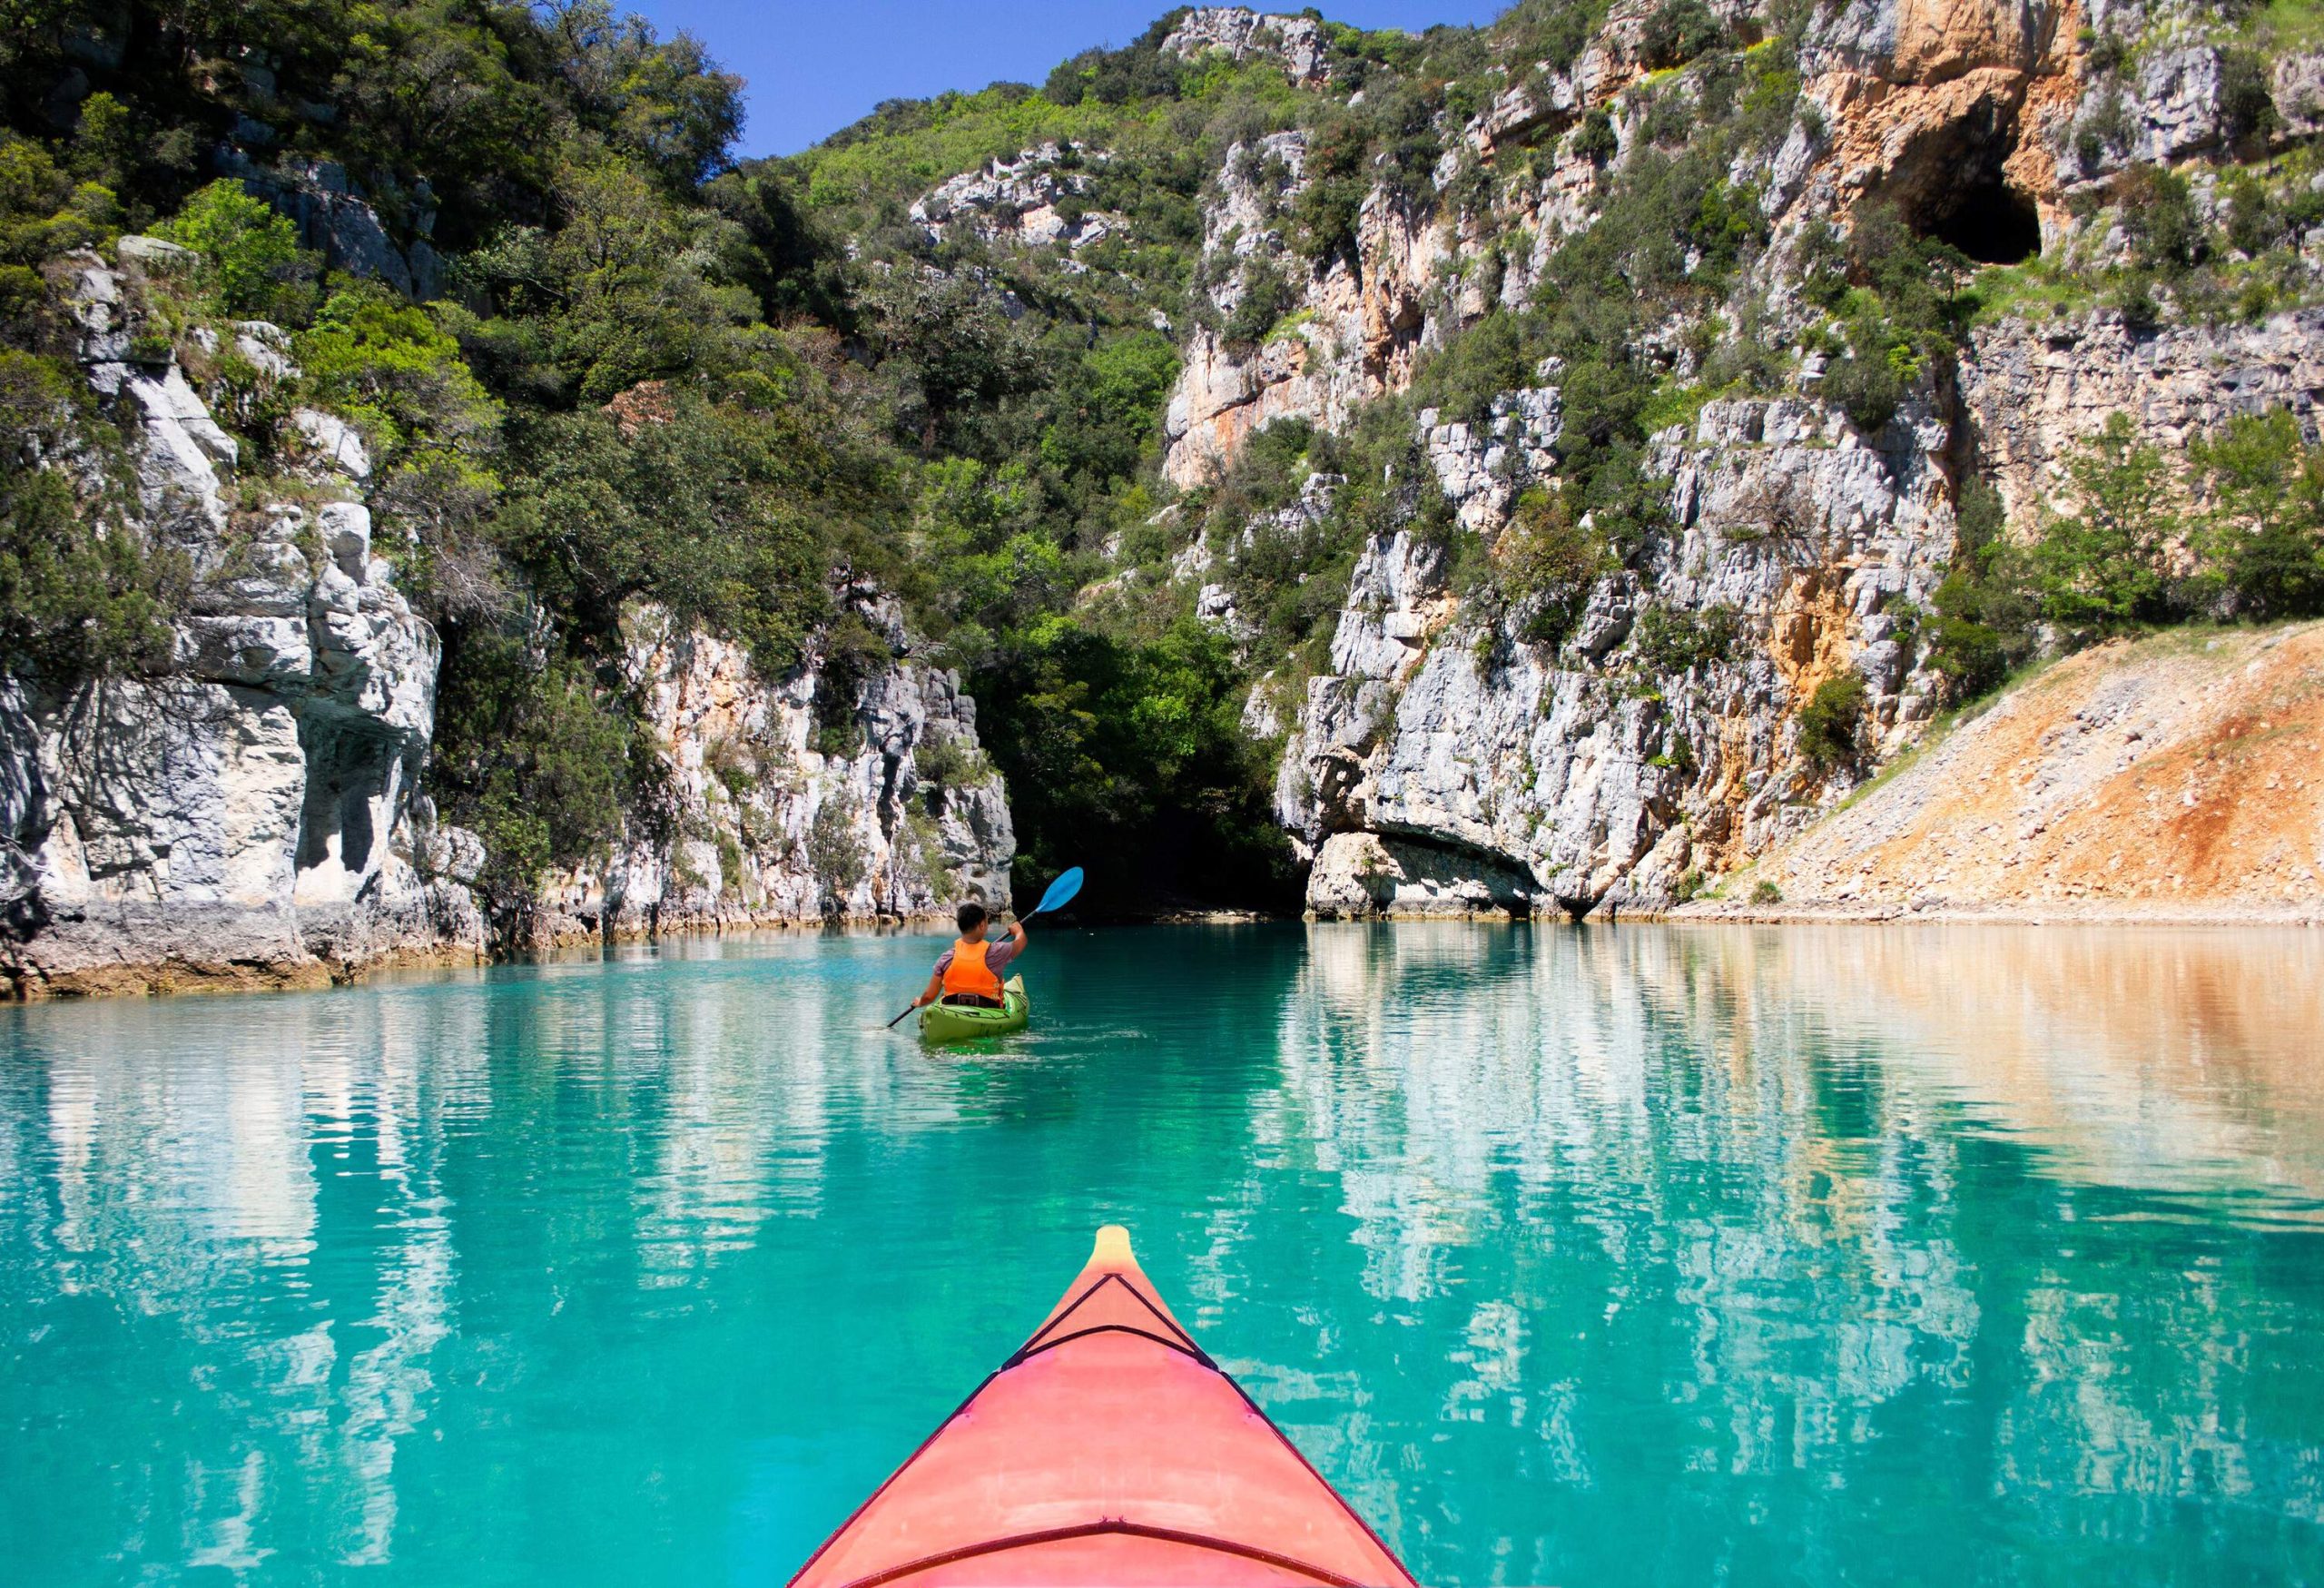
<box><xmin>0</xmin><ymin>252</ymin><xmax>1014</xmax><ymax>995</ymax></box>
<box><xmin>1285</xmin><ymin>389</ymin><xmax>1956</xmax><ymax>917</ymax></box>
<box><xmin>0</xmin><ymin>252</ymin><xmax>478</xmax><ymax>996</ymax></box>
<box><xmin>1131</xmin><ymin>1</ymin><xmax>2324</xmax><ymax>919</ymax></box>
<box><xmin>530</xmin><ymin>593</ymin><xmax>1013</xmax><ymax>943</ymax></box>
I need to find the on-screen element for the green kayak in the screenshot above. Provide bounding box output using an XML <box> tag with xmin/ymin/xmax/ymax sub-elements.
<box><xmin>919</xmin><ymin>975</ymin><xmax>1029</xmax><ymax>1043</ymax></box>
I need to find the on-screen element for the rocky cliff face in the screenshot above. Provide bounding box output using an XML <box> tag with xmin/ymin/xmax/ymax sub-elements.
<box><xmin>1965</xmin><ymin>306</ymin><xmax>2324</xmax><ymax>521</ymax></box>
<box><xmin>1128</xmin><ymin>1</ymin><xmax>2324</xmax><ymax>919</ymax></box>
<box><xmin>1284</xmin><ymin>388</ymin><xmax>1956</xmax><ymax>917</ymax></box>
<box><xmin>0</xmin><ymin>252</ymin><xmax>477</xmax><ymax>996</ymax></box>
<box><xmin>1161</xmin><ymin>129</ymin><xmax>1444</xmax><ymax>488</ymax></box>
<box><xmin>0</xmin><ymin>252</ymin><xmax>1014</xmax><ymax>995</ymax></box>
<box><xmin>531</xmin><ymin>594</ymin><xmax>1012</xmax><ymax>942</ymax></box>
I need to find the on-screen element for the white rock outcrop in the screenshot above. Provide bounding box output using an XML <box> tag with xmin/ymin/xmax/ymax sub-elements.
<box><xmin>2</xmin><ymin>258</ymin><xmax>1018</xmax><ymax>995</ymax></box>
<box><xmin>911</xmin><ymin>143</ymin><xmax>1125</xmax><ymax>252</ymax></box>
<box><xmin>1</xmin><ymin>258</ymin><xmax>480</xmax><ymax>994</ymax></box>
<box><xmin>1161</xmin><ymin>8</ymin><xmax>1331</xmax><ymax>88</ymax></box>
<box><xmin>531</xmin><ymin>593</ymin><xmax>1014</xmax><ymax>939</ymax></box>
<box><xmin>1279</xmin><ymin>390</ymin><xmax>1957</xmax><ymax>918</ymax></box>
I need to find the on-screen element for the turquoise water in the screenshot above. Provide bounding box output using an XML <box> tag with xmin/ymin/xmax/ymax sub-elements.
<box><xmin>5</xmin><ymin>923</ymin><xmax>2324</xmax><ymax>1585</ymax></box>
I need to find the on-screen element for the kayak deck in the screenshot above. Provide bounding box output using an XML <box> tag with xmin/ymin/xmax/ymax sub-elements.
<box><xmin>789</xmin><ymin>1227</ymin><xmax>1415</xmax><ymax>1588</ymax></box>
<box><xmin>918</xmin><ymin>974</ymin><xmax>1029</xmax><ymax>1043</ymax></box>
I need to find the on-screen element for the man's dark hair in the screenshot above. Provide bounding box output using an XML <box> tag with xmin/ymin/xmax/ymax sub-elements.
<box><xmin>955</xmin><ymin>901</ymin><xmax>990</xmax><ymax>933</ymax></box>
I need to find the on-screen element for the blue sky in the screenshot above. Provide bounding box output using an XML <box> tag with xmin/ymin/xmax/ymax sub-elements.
<box><xmin>626</xmin><ymin>1</ymin><xmax>1512</xmax><ymax>159</ymax></box>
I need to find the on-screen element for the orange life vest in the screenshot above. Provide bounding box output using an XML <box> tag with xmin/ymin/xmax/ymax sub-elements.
<box><xmin>942</xmin><ymin>939</ymin><xmax>1002</xmax><ymax>1000</ymax></box>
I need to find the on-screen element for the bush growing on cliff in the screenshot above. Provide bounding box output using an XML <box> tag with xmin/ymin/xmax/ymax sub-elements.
<box><xmin>1640</xmin><ymin>0</ymin><xmax>1725</xmax><ymax>70</ymax></box>
<box><xmin>491</xmin><ymin>393</ymin><xmax>837</xmax><ymax>672</ymax></box>
<box><xmin>298</xmin><ymin>286</ymin><xmax>502</xmax><ymax>463</ymax></box>
<box><xmin>1822</xmin><ymin>350</ymin><xmax>1903</xmax><ymax>434</ymax></box>
<box><xmin>2122</xmin><ymin>166</ymin><xmax>2203</xmax><ymax>273</ymax></box>
<box><xmin>0</xmin><ymin>135</ymin><xmax>117</xmax><ymax>270</ymax></box>
<box><xmin>431</xmin><ymin>625</ymin><xmax>645</xmax><ymax>942</ymax></box>
<box><xmin>1796</xmin><ymin>673</ymin><xmax>1868</xmax><ymax>769</ymax></box>
<box><xmin>1221</xmin><ymin>256</ymin><xmax>1299</xmax><ymax>348</ymax></box>
<box><xmin>155</xmin><ymin>181</ymin><xmax>311</xmax><ymax>321</ymax></box>
<box><xmin>1497</xmin><ymin>488</ymin><xmax>1610</xmax><ymax>648</ymax></box>
<box><xmin>0</xmin><ymin>351</ymin><xmax>187</xmax><ymax>682</ymax></box>
<box><xmin>1926</xmin><ymin>478</ymin><xmax>2038</xmax><ymax>699</ymax></box>
<box><xmin>1633</xmin><ymin>601</ymin><xmax>1740</xmax><ymax>675</ymax></box>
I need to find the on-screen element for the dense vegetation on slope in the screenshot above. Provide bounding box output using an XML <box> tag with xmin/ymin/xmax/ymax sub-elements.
<box><xmin>5</xmin><ymin>0</ymin><xmax>2324</xmax><ymax>931</ymax></box>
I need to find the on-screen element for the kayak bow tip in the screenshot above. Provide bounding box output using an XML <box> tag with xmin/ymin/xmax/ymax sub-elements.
<box><xmin>1090</xmin><ymin>1223</ymin><xmax>1135</xmax><ymax>1267</ymax></box>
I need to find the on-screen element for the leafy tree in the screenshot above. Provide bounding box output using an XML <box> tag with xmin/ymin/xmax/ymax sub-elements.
<box><xmin>1640</xmin><ymin>0</ymin><xmax>1723</xmax><ymax>69</ymax></box>
<box><xmin>862</xmin><ymin>269</ymin><xmax>1044</xmax><ymax>454</ymax></box>
<box><xmin>973</xmin><ymin>613</ymin><xmax>1294</xmax><ymax>910</ymax></box>
<box><xmin>2120</xmin><ymin>164</ymin><xmax>2201</xmax><ymax>272</ymax></box>
<box><xmin>1925</xmin><ymin>478</ymin><xmax>2036</xmax><ymax>698</ymax></box>
<box><xmin>430</xmin><ymin>618</ymin><xmax>645</xmax><ymax>945</ymax></box>
<box><xmin>1039</xmin><ymin>330</ymin><xmax>1178</xmax><ymax>497</ymax></box>
<box><xmin>156</xmin><ymin>180</ymin><xmax>308</xmax><ymax>317</ymax></box>
<box><xmin>2191</xmin><ymin>409</ymin><xmax>2324</xmax><ymax>620</ymax></box>
<box><xmin>1220</xmin><ymin>255</ymin><xmax>1297</xmax><ymax>347</ymax></box>
<box><xmin>2033</xmin><ymin>414</ymin><xmax>2180</xmax><ymax>632</ymax></box>
<box><xmin>490</xmin><ymin>390</ymin><xmax>833</xmax><ymax>669</ymax></box>
<box><xmin>298</xmin><ymin>285</ymin><xmax>502</xmax><ymax>462</ymax></box>
<box><xmin>1498</xmin><ymin>487</ymin><xmax>1609</xmax><ymax>647</ymax></box>
<box><xmin>0</xmin><ymin>133</ymin><xmax>114</xmax><ymax>267</ymax></box>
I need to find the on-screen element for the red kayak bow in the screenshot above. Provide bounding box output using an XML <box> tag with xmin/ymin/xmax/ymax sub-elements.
<box><xmin>790</xmin><ymin>1226</ymin><xmax>1417</xmax><ymax>1588</ymax></box>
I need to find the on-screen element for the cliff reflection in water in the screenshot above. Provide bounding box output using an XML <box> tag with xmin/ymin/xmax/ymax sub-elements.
<box><xmin>2</xmin><ymin>925</ymin><xmax>2321</xmax><ymax>1586</ymax></box>
<box><xmin>1236</xmin><ymin>923</ymin><xmax>2324</xmax><ymax>1583</ymax></box>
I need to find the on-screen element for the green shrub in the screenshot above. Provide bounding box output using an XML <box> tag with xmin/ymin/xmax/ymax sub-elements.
<box><xmin>1038</xmin><ymin>330</ymin><xmax>1178</xmax><ymax>494</ymax></box>
<box><xmin>1750</xmin><ymin>878</ymin><xmax>1782</xmax><ymax>904</ymax></box>
<box><xmin>2219</xmin><ymin>48</ymin><xmax>2280</xmax><ymax>146</ymax></box>
<box><xmin>2191</xmin><ymin>409</ymin><xmax>2324</xmax><ymax>620</ymax></box>
<box><xmin>1796</xmin><ymin>672</ymin><xmax>1867</xmax><ymax>768</ymax></box>
<box><xmin>1632</xmin><ymin>601</ymin><xmax>1739</xmax><ymax>674</ymax></box>
<box><xmin>2121</xmin><ymin>165</ymin><xmax>2201</xmax><ymax>272</ymax></box>
<box><xmin>298</xmin><ymin>284</ymin><xmax>502</xmax><ymax>463</ymax></box>
<box><xmin>1496</xmin><ymin>0</ymin><xmax>1610</xmax><ymax>74</ymax></box>
<box><xmin>807</xmin><ymin>799</ymin><xmax>868</xmax><ymax>894</ymax></box>
<box><xmin>492</xmin><ymin>390</ymin><xmax>832</xmax><ymax>671</ymax></box>
<box><xmin>1823</xmin><ymin>351</ymin><xmax>1901</xmax><ymax>433</ymax></box>
<box><xmin>1221</xmin><ymin>256</ymin><xmax>1298</xmax><ymax>347</ymax></box>
<box><xmin>1573</xmin><ymin>108</ymin><xmax>1619</xmax><ymax>165</ymax></box>
<box><xmin>1498</xmin><ymin>488</ymin><xmax>1610</xmax><ymax>648</ymax></box>
<box><xmin>2224</xmin><ymin>173</ymin><xmax>2284</xmax><ymax>257</ymax></box>
<box><xmin>0</xmin><ymin>135</ymin><xmax>115</xmax><ymax>265</ymax></box>
<box><xmin>155</xmin><ymin>180</ymin><xmax>309</xmax><ymax>318</ymax></box>
<box><xmin>1640</xmin><ymin>0</ymin><xmax>1724</xmax><ymax>70</ymax></box>
<box><xmin>1290</xmin><ymin>115</ymin><xmax>1367</xmax><ymax>262</ymax></box>
<box><xmin>0</xmin><ymin>351</ymin><xmax>187</xmax><ymax>682</ymax></box>
<box><xmin>430</xmin><ymin>623</ymin><xmax>644</xmax><ymax>941</ymax></box>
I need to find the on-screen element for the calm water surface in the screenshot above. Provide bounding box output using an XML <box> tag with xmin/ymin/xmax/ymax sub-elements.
<box><xmin>4</xmin><ymin>924</ymin><xmax>2323</xmax><ymax>1585</ymax></box>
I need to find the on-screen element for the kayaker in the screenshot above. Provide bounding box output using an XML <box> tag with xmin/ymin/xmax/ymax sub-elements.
<box><xmin>912</xmin><ymin>902</ymin><xmax>1025</xmax><ymax>1012</ymax></box>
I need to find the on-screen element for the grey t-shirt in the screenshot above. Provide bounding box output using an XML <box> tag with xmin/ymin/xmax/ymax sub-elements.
<box><xmin>933</xmin><ymin>935</ymin><xmax>1019</xmax><ymax>986</ymax></box>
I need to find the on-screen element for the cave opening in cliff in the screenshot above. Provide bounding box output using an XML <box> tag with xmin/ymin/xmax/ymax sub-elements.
<box><xmin>1921</xmin><ymin>173</ymin><xmax>2041</xmax><ymax>266</ymax></box>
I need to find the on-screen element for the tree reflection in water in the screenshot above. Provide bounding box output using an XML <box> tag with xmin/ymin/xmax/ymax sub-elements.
<box><xmin>1</xmin><ymin>923</ymin><xmax>2319</xmax><ymax>1585</ymax></box>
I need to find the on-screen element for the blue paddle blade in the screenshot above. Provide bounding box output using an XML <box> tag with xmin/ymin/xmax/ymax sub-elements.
<box><xmin>1030</xmin><ymin>866</ymin><xmax>1083</xmax><ymax>916</ymax></box>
